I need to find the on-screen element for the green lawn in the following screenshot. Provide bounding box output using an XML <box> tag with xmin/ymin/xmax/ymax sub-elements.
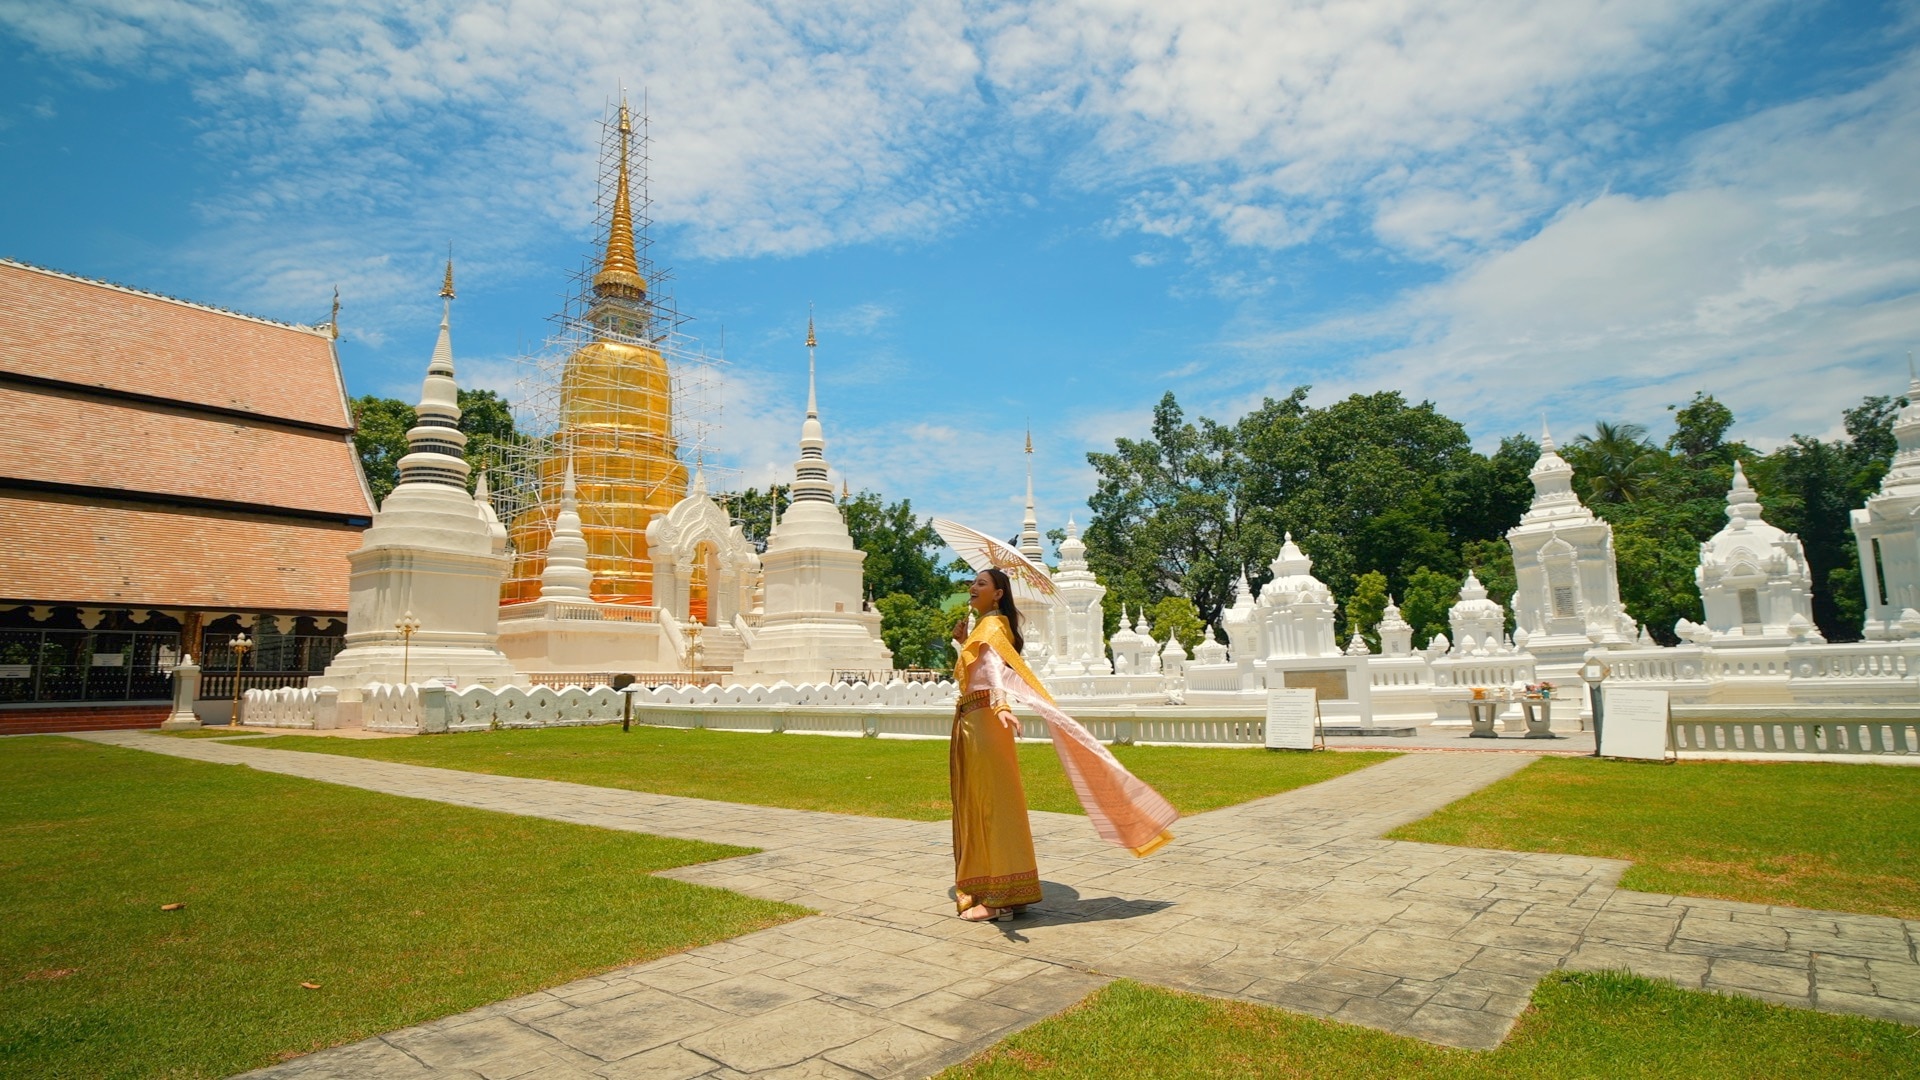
<box><xmin>266</xmin><ymin>725</ymin><xmax>1396</xmax><ymax>820</ymax></box>
<box><xmin>941</xmin><ymin>974</ymin><xmax>1919</xmax><ymax>1079</ymax></box>
<box><xmin>0</xmin><ymin>736</ymin><xmax>805</xmax><ymax>1080</ymax></box>
<box><xmin>1389</xmin><ymin>757</ymin><xmax>1920</xmax><ymax>919</ymax></box>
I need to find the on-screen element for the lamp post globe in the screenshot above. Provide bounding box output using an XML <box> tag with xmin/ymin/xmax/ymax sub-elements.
<box><xmin>227</xmin><ymin>633</ymin><xmax>253</xmax><ymax>727</ymax></box>
<box><xmin>395</xmin><ymin>611</ymin><xmax>422</xmax><ymax>686</ymax></box>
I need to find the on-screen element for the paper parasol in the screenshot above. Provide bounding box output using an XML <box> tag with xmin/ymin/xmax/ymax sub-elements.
<box><xmin>932</xmin><ymin>517</ymin><xmax>1058</xmax><ymax>601</ymax></box>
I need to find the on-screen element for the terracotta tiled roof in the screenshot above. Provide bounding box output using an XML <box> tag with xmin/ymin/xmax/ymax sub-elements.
<box><xmin>0</xmin><ymin>260</ymin><xmax>352</xmax><ymax>430</ymax></box>
<box><xmin>0</xmin><ymin>383</ymin><xmax>374</xmax><ymax>519</ymax></box>
<box><xmin>0</xmin><ymin>492</ymin><xmax>359</xmax><ymax>613</ymax></box>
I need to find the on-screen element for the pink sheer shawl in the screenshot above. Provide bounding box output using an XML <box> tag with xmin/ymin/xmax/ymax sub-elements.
<box><xmin>964</xmin><ymin>619</ymin><xmax>1177</xmax><ymax>856</ymax></box>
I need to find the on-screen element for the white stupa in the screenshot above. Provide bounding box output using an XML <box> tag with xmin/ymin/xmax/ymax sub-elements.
<box><xmin>1256</xmin><ymin>534</ymin><xmax>1340</xmax><ymax>659</ymax></box>
<box><xmin>1446</xmin><ymin>571</ymin><xmax>1509</xmax><ymax>655</ymax></box>
<box><xmin>315</xmin><ymin>261</ymin><xmax>518</xmax><ymax>689</ymax></box>
<box><xmin>1851</xmin><ymin>366</ymin><xmax>1920</xmax><ymax>639</ymax></box>
<box><xmin>733</xmin><ymin>319</ymin><xmax>892</xmax><ymax>682</ymax></box>
<box><xmin>1507</xmin><ymin>422</ymin><xmax>1635</xmax><ymax>666</ymax></box>
<box><xmin>1694</xmin><ymin>461</ymin><xmax>1822</xmax><ymax>646</ymax></box>
<box><xmin>1049</xmin><ymin>518</ymin><xmax>1112</xmax><ymax>674</ymax></box>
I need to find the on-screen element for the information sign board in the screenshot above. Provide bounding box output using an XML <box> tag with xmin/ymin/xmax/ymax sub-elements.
<box><xmin>1265</xmin><ymin>688</ymin><xmax>1319</xmax><ymax>750</ymax></box>
<box><xmin>1600</xmin><ymin>687</ymin><xmax>1670</xmax><ymax>760</ymax></box>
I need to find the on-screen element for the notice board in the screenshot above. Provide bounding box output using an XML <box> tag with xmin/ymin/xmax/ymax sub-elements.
<box><xmin>1600</xmin><ymin>687</ymin><xmax>1670</xmax><ymax>760</ymax></box>
<box><xmin>1265</xmin><ymin>688</ymin><xmax>1319</xmax><ymax>750</ymax></box>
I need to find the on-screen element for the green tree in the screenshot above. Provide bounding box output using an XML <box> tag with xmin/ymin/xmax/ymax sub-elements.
<box><xmin>352</xmin><ymin>391</ymin><xmax>525</xmax><ymax>505</ymax></box>
<box><xmin>721</xmin><ymin>485</ymin><xmax>789</xmax><ymax>553</ymax></box>
<box><xmin>351</xmin><ymin>396</ymin><xmax>416</xmax><ymax>505</ymax></box>
<box><xmin>1568</xmin><ymin>421</ymin><xmax>1661</xmax><ymax>504</ymax></box>
<box><xmin>873</xmin><ymin>593</ymin><xmax>954</xmax><ymax>671</ymax></box>
<box><xmin>841</xmin><ymin>491</ymin><xmax>956</xmax><ymax>607</ymax></box>
<box><xmin>1085</xmin><ymin>392</ymin><xmax>1243</xmax><ymax>627</ymax></box>
<box><xmin>1345</xmin><ymin>571</ymin><xmax>1389</xmax><ymax>651</ymax></box>
<box><xmin>1400</xmin><ymin>568</ymin><xmax>1462</xmax><ymax>650</ymax></box>
<box><xmin>1145</xmin><ymin>596</ymin><xmax>1204</xmax><ymax>651</ymax></box>
<box><xmin>1667</xmin><ymin>392</ymin><xmax>1736</xmax><ymax>459</ymax></box>
<box><xmin>457</xmin><ymin>388</ymin><xmax>522</xmax><ymax>484</ymax></box>
<box><xmin>1460</xmin><ymin>539</ymin><xmax>1517</xmax><ymax>633</ymax></box>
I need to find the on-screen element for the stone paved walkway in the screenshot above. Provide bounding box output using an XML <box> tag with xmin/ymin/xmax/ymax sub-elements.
<box><xmin>78</xmin><ymin>732</ymin><xmax>1920</xmax><ymax>1079</ymax></box>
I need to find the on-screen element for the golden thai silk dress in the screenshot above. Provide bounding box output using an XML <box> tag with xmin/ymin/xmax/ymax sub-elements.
<box><xmin>950</xmin><ymin>614</ymin><xmax>1178</xmax><ymax>914</ymax></box>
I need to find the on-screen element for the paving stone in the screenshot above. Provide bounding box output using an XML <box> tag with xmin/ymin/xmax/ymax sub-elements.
<box><xmin>885</xmin><ymin>990</ymin><xmax>1030</xmax><ymax>1042</ymax></box>
<box><xmin>529</xmin><ymin>991</ymin><xmax>731</xmax><ymax>1062</ymax></box>
<box><xmin>680</xmin><ymin>999</ymin><xmax>887</xmax><ymax>1073</ymax></box>
<box><xmin>787</xmin><ymin>951</ymin><xmax>959</xmax><ymax>1008</ymax></box>
<box><xmin>1813</xmin><ymin>989</ymin><xmax>1920</xmax><ymax>1026</ymax></box>
<box><xmin>386</xmin><ymin>1017</ymin><xmax>564</xmax><ymax>1069</ymax></box>
<box><xmin>1868</xmin><ymin>959</ymin><xmax>1920</xmax><ymax>1000</ymax></box>
<box><xmin>1399</xmin><ymin>1002</ymin><xmax>1516</xmax><ymax>1050</ymax></box>
<box><xmin>823</xmin><ymin>1025</ymin><xmax>963</xmax><ymax>1078</ymax></box>
<box><xmin>1705</xmin><ymin>958</ymin><xmax>1810</xmax><ymax>997</ymax></box>
<box><xmin>591</xmin><ymin>1044</ymin><xmax>717</xmax><ymax>1080</ymax></box>
<box><xmin>236</xmin><ymin>1039</ymin><xmax>450</xmax><ymax>1079</ymax></box>
<box><xmin>682</xmin><ymin>973</ymin><xmax>818</xmax><ymax>1016</ymax></box>
<box><xmin>1333</xmin><ymin>931</ymin><xmax>1483</xmax><ymax>981</ymax></box>
<box><xmin>1562</xmin><ymin>943</ymin><xmax>1710</xmax><ymax>988</ymax></box>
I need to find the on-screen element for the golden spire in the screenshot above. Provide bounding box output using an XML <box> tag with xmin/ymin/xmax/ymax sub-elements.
<box><xmin>805</xmin><ymin>307</ymin><xmax>817</xmax><ymax>349</ymax></box>
<box><xmin>592</xmin><ymin>96</ymin><xmax>647</xmax><ymax>300</ymax></box>
<box><xmin>1025</xmin><ymin>424</ymin><xmax>1032</xmax><ymax>455</ymax></box>
<box><xmin>328</xmin><ymin>286</ymin><xmax>340</xmax><ymax>340</ymax></box>
<box><xmin>440</xmin><ymin>248</ymin><xmax>456</xmax><ymax>300</ymax></box>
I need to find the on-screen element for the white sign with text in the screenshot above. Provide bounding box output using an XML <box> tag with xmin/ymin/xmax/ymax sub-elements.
<box><xmin>1600</xmin><ymin>688</ymin><xmax>1670</xmax><ymax>760</ymax></box>
<box><xmin>1265</xmin><ymin>688</ymin><xmax>1319</xmax><ymax>750</ymax></box>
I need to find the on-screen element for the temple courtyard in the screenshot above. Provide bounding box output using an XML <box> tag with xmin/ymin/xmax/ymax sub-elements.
<box><xmin>3</xmin><ymin>730</ymin><xmax>1916</xmax><ymax>1079</ymax></box>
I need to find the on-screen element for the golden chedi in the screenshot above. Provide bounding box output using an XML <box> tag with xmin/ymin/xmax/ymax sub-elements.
<box><xmin>503</xmin><ymin>101</ymin><xmax>687</xmax><ymax>605</ymax></box>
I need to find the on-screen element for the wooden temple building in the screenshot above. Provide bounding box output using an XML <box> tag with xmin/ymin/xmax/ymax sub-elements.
<box><xmin>0</xmin><ymin>259</ymin><xmax>374</xmax><ymax>733</ymax></box>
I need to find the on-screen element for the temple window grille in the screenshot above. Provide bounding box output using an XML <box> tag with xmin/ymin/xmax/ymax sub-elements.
<box><xmin>1551</xmin><ymin>585</ymin><xmax>1577</xmax><ymax>619</ymax></box>
<box><xmin>1738</xmin><ymin>588</ymin><xmax>1762</xmax><ymax>626</ymax></box>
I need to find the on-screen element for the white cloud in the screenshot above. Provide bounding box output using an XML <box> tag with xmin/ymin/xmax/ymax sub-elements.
<box><xmin>1234</xmin><ymin>49</ymin><xmax>1920</xmax><ymax>448</ymax></box>
<box><xmin>984</xmin><ymin>0</ymin><xmax>1781</xmax><ymax>262</ymax></box>
<box><xmin>1</xmin><ymin>0</ymin><xmax>996</xmax><ymax>333</ymax></box>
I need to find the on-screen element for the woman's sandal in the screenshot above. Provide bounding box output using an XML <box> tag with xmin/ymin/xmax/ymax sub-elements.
<box><xmin>959</xmin><ymin>904</ymin><xmax>1013</xmax><ymax>922</ymax></box>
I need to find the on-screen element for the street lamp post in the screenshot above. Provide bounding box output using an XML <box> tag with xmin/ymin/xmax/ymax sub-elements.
<box><xmin>612</xmin><ymin>673</ymin><xmax>637</xmax><ymax>732</ymax></box>
<box><xmin>227</xmin><ymin>633</ymin><xmax>253</xmax><ymax>727</ymax></box>
<box><xmin>395</xmin><ymin>611</ymin><xmax>422</xmax><ymax>685</ymax></box>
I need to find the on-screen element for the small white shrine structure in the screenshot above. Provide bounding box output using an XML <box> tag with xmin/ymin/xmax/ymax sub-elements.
<box><xmin>314</xmin><ymin>266</ymin><xmax>519</xmax><ymax>690</ymax></box>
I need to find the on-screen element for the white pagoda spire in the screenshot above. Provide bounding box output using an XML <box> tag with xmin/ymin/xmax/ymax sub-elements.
<box><xmin>1019</xmin><ymin>426</ymin><xmax>1045</xmax><ymax>562</ymax></box>
<box><xmin>539</xmin><ymin>459</ymin><xmax>594</xmax><ymax>600</ymax></box>
<box><xmin>788</xmin><ymin>312</ymin><xmax>835</xmax><ymax>506</ymax></box>
<box><xmin>394</xmin><ymin>255</ymin><xmax>471</xmax><ymax>492</ymax></box>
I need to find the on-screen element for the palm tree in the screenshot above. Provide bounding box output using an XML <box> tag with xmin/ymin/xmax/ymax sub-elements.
<box><xmin>1570</xmin><ymin>421</ymin><xmax>1660</xmax><ymax>504</ymax></box>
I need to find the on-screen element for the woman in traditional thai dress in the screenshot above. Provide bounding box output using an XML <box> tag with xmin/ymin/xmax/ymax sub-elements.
<box><xmin>949</xmin><ymin>567</ymin><xmax>1179</xmax><ymax>922</ymax></box>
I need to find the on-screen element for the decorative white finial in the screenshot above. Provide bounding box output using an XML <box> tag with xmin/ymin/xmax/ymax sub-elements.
<box><xmin>539</xmin><ymin>456</ymin><xmax>594</xmax><ymax>601</ymax></box>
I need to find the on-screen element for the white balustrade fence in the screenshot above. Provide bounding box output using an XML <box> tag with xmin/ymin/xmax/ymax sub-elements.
<box><xmin>1671</xmin><ymin>717</ymin><xmax>1920</xmax><ymax>756</ymax></box>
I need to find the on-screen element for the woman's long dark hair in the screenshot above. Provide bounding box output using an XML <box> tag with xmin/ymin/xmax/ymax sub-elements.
<box><xmin>983</xmin><ymin>567</ymin><xmax>1025</xmax><ymax>653</ymax></box>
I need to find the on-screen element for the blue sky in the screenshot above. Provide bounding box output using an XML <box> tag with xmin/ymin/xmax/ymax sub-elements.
<box><xmin>4</xmin><ymin>0</ymin><xmax>1918</xmax><ymax>542</ymax></box>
